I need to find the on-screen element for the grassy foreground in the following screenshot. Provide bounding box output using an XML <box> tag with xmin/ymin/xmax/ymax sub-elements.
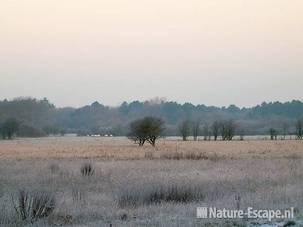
<box><xmin>0</xmin><ymin>137</ymin><xmax>303</xmax><ymax>226</ymax></box>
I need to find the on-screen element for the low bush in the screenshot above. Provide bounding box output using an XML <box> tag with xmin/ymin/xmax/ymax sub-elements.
<box><xmin>160</xmin><ymin>151</ymin><xmax>209</xmax><ymax>160</ymax></box>
<box><xmin>117</xmin><ymin>182</ymin><xmax>204</xmax><ymax>207</ymax></box>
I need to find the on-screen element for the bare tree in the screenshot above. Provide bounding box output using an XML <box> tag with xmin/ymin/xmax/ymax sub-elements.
<box><xmin>179</xmin><ymin>120</ymin><xmax>191</xmax><ymax>141</ymax></box>
<box><xmin>211</xmin><ymin>121</ymin><xmax>220</xmax><ymax>141</ymax></box>
<box><xmin>192</xmin><ymin>119</ymin><xmax>200</xmax><ymax>141</ymax></box>
<box><xmin>269</xmin><ymin>128</ymin><xmax>278</xmax><ymax>140</ymax></box>
<box><xmin>128</xmin><ymin>117</ymin><xmax>165</xmax><ymax>146</ymax></box>
<box><xmin>296</xmin><ymin>119</ymin><xmax>303</xmax><ymax>140</ymax></box>
<box><xmin>282</xmin><ymin>122</ymin><xmax>289</xmax><ymax>140</ymax></box>
<box><xmin>220</xmin><ymin>120</ymin><xmax>236</xmax><ymax>141</ymax></box>
<box><xmin>203</xmin><ymin>124</ymin><xmax>210</xmax><ymax>141</ymax></box>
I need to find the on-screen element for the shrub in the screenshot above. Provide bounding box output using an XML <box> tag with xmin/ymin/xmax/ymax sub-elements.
<box><xmin>12</xmin><ymin>190</ymin><xmax>55</xmax><ymax>222</ymax></box>
<box><xmin>184</xmin><ymin>152</ymin><xmax>209</xmax><ymax>160</ymax></box>
<box><xmin>160</xmin><ymin>151</ymin><xmax>209</xmax><ymax>160</ymax></box>
<box><xmin>160</xmin><ymin>152</ymin><xmax>184</xmax><ymax>160</ymax></box>
<box><xmin>116</xmin><ymin>182</ymin><xmax>204</xmax><ymax>207</ymax></box>
<box><xmin>80</xmin><ymin>163</ymin><xmax>95</xmax><ymax>176</ymax></box>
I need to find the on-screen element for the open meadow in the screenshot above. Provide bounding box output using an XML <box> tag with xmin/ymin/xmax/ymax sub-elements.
<box><xmin>1</xmin><ymin>137</ymin><xmax>303</xmax><ymax>226</ymax></box>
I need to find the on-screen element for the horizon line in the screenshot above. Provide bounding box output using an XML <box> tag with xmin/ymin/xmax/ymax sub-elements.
<box><xmin>1</xmin><ymin>96</ymin><xmax>302</xmax><ymax>110</ymax></box>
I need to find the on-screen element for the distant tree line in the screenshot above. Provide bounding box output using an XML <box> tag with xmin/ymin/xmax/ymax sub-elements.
<box><xmin>1</xmin><ymin>97</ymin><xmax>303</xmax><ymax>139</ymax></box>
<box><xmin>0</xmin><ymin>117</ymin><xmax>65</xmax><ymax>140</ymax></box>
<box><xmin>269</xmin><ymin>119</ymin><xmax>303</xmax><ymax>140</ymax></box>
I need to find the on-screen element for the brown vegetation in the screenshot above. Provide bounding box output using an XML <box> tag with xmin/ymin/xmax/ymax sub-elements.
<box><xmin>0</xmin><ymin>137</ymin><xmax>303</xmax><ymax>226</ymax></box>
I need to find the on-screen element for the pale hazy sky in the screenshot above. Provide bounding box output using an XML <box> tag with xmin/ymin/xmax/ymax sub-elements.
<box><xmin>0</xmin><ymin>0</ymin><xmax>302</xmax><ymax>107</ymax></box>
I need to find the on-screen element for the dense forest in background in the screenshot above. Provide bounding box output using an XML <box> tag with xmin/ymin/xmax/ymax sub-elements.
<box><xmin>0</xmin><ymin>97</ymin><xmax>303</xmax><ymax>137</ymax></box>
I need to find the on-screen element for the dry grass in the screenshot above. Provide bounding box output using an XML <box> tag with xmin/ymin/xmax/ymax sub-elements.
<box><xmin>0</xmin><ymin>137</ymin><xmax>303</xmax><ymax>226</ymax></box>
<box><xmin>12</xmin><ymin>190</ymin><xmax>56</xmax><ymax>222</ymax></box>
<box><xmin>0</xmin><ymin>136</ymin><xmax>302</xmax><ymax>160</ymax></box>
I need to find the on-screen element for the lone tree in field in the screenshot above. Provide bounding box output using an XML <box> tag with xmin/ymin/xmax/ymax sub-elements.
<box><xmin>128</xmin><ymin>117</ymin><xmax>165</xmax><ymax>146</ymax></box>
<box><xmin>295</xmin><ymin>119</ymin><xmax>303</xmax><ymax>140</ymax></box>
<box><xmin>1</xmin><ymin>118</ymin><xmax>19</xmax><ymax>139</ymax></box>
<box><xmin>211</xmin><ymin>121</ymin><xmax>220</xmax><ymax>141</ymax></box>
<box><xmin>178</xmin><ymin>120</ymin><xmax>191</xmax><ymax>141</ymax></box>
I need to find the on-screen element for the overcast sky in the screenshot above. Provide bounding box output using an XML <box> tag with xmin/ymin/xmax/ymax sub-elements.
<box><xmin>0</xmin><ymin>0</ymin><xmax>302</xmax><ymax>108</ymax></box>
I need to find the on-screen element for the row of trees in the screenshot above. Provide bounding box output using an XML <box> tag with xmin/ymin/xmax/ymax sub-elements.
<box><xmin>1</xmin><ymin>114</ymin><xmax>303</xmax><ymax>145</ymax></box>
<box><xmin>180</xmin><ymin>118</ymin><xmax>303</xmax><ymax>142</ymax></box>
<box><xmin>269</xmin><ymin>119</ymin><xmax>303</xmax><ymax>140</ymax></box>
<box><xmin>178</xmin><ymin>120</ymin><xmax>237</xmax><ymax>141</ymax></box>
<box><xmin>128</xmin><ymin>117</ymin><xmax>303</xmax><ymax>147</ymax></box>
<box><xmin>127</xmin><ymin>117</ymin><xmax>238</xmax><ymax>147</ymax></box>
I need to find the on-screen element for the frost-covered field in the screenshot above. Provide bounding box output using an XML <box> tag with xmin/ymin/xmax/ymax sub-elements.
<box><xmin>0</xmin><ymin>137</ymin><xmax>303</xmax><ymax>226</ymax></box>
